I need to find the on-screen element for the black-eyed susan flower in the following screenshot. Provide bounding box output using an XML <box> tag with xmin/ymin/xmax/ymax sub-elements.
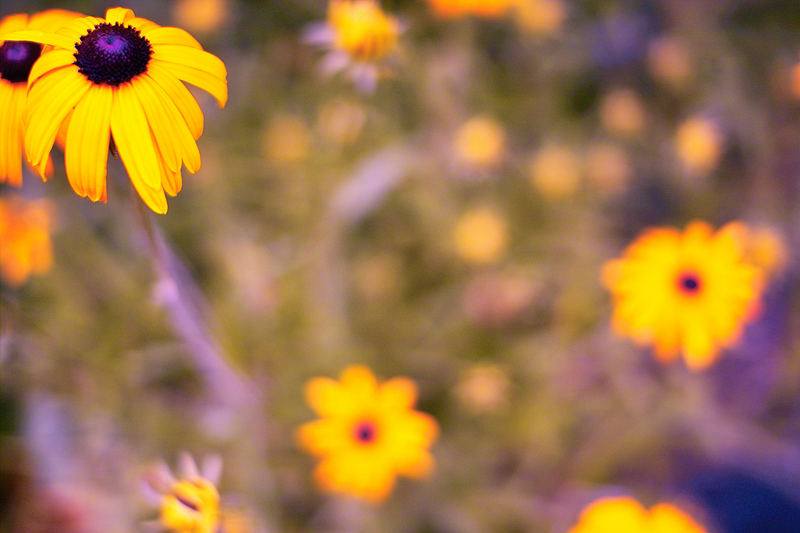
<box><xmin>568</xmin><ymin>497</ymin><xmax>707</xmax><ymax>533</ymax></box>
<box><xmin>305</xmin><ymin>0</ymin><xmax>401</xmax><ymax>93</ymax></box>
<box><xmin>0</xmin><ymin>7</ymin><xmax>228</xmax><ymax>214</ymax></box>
<box><xmin>0</xmin><ymin>196</ymin><xmax>54</xmax><ymax>287</ymax></box>
<box><xmin>296</xmin><ymin>365</ymin><xmax>438</xmax><ymax>503</ymax></box>
<box><xmin>142</xmin><ymin>453</ymin><xmax>223</xmax><ymax>533</ymax></box>
<box><xmin>602</xmin><ymin>221</ymin><xmax>763</xmax><ymax>370</ymax></box>
<box><xmin>427</xmin><ymin>0</ymin><xmax>514</xmax><ymax>19</ymax></box>
<box><xmin>0</xmin><ymin>9</ymin><xmax>82</xmax><ymax>186</ymax></box>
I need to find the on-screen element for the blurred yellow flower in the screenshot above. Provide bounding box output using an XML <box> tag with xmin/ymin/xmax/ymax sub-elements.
<box><xmin>0</xmin><ymin>196</ymin><xmax>53</xmax><ymax>287</ymax></box>
<box><xmin>262</xmin><ymin>114</ymin><xmax>311</xmax><ymax>164</ymax></box>
<box><xmin>462</xmin><ymin>271</ymin><xmax>538</xmax><ymax>327</ymax></box>
<box><xmin>453</xmin><ymin>116</ymin><xmax>506</xmax><ymax>167</ymax></box>
<box><xmin>568</xmin><ymin>497</ymin><xmax>707</xmax><ymax>533</ymax></box>
<box><xmin>296</xmin><ymin>365</ymin><xmax>439</xmax><ymax>503</ymax></box>
<box><xmin>428</xmin><ymin>0</ymin><xmax>514</xmax><ymax>19</ymax></box>
<box><xmin>527</xmin><ymin>144</ymin><xmax>582</xmax><ymax>199</ymax></box>
<box><xmin>2</xmin><ymin>7</ymin><xmax>228</xmax><ymax>214</ymax></box>
<box><xmin>172</xmin><ymin>0</ymin><xmax>229</xmax><ymax>34</ymax></box>
<box><xmin>317</xmin><ymin>98</ymin><xmax>366</xmax><ymax>145</ymax></box>
<box><xmin>0</xmin><ymin>9</ymin><xmax>83</xmax><ymax>186</ymax></box>
<box><xmin>675</xmin><ymin>117</ymin><xmax>723</xmax><ymax>175</ymax></box>
<box><xmin>648</xmin><ymin>36</ymin><xmax>693</xmax><ymax>89</ymax></box>
<box><xmin>454</xmin><ymin>207</ymin><xmax>509</xmax><ymax>264</ymax></box>
<box><xmin>585</xmin><ymin>142</ymin><xmax>632</xmax><ymax>193</ymax></box>
<box><xmin>744</xmin><ymin>226</ymin><xmax>788</xmax><ymax>280</ymax></box>
<box><xmin>454</xmin><ymin>364</ymin><xmax>510</xmax><ymax>413</ymax></box>
<box><xmin>602</xmin><ymin>221</ymin><xmax>763</xmax><ymax>370</ymax></box>
<box><xmin>599</xmin><ymin>88</ymin><xmax>646</xmax><ymax>139</ymax></box>
<box><xmin>513</xmin><ymin>0</ymin><xmax>566</xmax><ymax>36</ymax></box>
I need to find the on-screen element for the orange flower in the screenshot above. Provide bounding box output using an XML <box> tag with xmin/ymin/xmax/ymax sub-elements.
<box><xmin>427</xmin><ymin>0</ymin><xmax>514</xmax><ymax>19</ymax></box>
<box><xmin>0</xmin><ymin>196</ymin><xmax>54</xmax><ymax>287</ymax></box>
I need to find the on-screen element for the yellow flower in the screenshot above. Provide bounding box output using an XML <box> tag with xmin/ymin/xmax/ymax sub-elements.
<box><xmin>527</xmin><ymin>144</ymin><xmax>582</xmax><ymax>199</ymax></box>
<box><xmin>305</xmin><ymin>1</ymin><xmax>400</xmax><ymax>92</ymax></box>
<box><xmin>568</xmin><ymin>497</ymin><xmax>707</xmax><ymax>533</ymax></box>
<box><xmin>172</xmin><ymin>0</ymin><xmax>229</xmax><ymax>34</ymax></box>
<box><xmin>453</xmin><ymin>207</ymin><xmax>509</xmax><ymax>264</ymax></box>
<box><xmin>0</xmin><ymin>196</ymin><xmax>53</xmax><ymax>287</ymax></box>
<box><xmin>602</xmin><ymin>221</ymin><xmax>763</xmax><ymax>370</ymax></box>
<box><xmin>675</xmin><ymin>117</ymin><xmax>723</xmax><ymax>175</ymax></box>
<box><xmin>454</xmin><ymin>364</ymin><xmax>510</xmax><ymax>413</ymax></box>
<box><xmin>1</xmin><ymin>7</ymin><xmax>228</xmax><ymax>214</ymax></box>
<box><xmin>0</xmin><ymin>9</ymin><xmax>83</xmax><ymax>186</ymax></box>
<box><xmin>453</xmin><ymin>116</ymin><xmax>506</xmax><ymax>167</ymax></box>
<box><xmin>599</xmin><ymin>88</ymin><xmax>646</xmax><ymax>139</ymax></box>
<box><xmin>143</xmin><ymin>453</ymin><xmax>223</xmax><ymax>533</ymax></box>
<box><xmin>513</xmin><ymin>0</ymin><xmax>566</xmax><ymax>36</ymax></box>
<box><xmin>296</xmin><ymin>365</ymin><xmax>438</xmax><ymax>503</ymax></box>
<box><xmin>427</xmin><ymin>0</ymin><xmax>514</xmax><ymax>19</ymax></box>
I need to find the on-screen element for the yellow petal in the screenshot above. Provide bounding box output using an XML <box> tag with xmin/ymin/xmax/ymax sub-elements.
<box><xmin>146</xmin><ymin>63</ymin><xmax>204</xmax><ymax>139</ymax></box>
<box><xmin>0</xmin><ymin>14</ymin><xmax>29</xmax><ymax>38</ymax></box>
<box><xmin>305</xmin><ymin>377</ymin><xmax>351</xmax><ymax>417</ymax></box>
<box><xmin>65</xmin><ymin>85</ymin><xmax>112</xmax><ymax>202</ymax></box>
<box><xmin>150</xmin><ymin>58</ymin><xmax>227</xmax><ymax>107</ymax></box>
<box><xmin>105</xmin><ymin>7</ymin><xmax>135</xmax><ymax>24</ymax></box>
<box><xmin>152</xmin><ymin>45</ymin><xmax>227</xmax><ymax>80</ymax></box>
<box><xmin>0</xmin><ymin>29</ymin><xmax>74</xmax><ymax>50</ymax></box>
<box><xmin>377</xmin><ymin>378</ymin><xmax>417</xmax><ymax>411</ymax></box>
<box><xmin>28</xmin><ymin>49</ymin><xmax>75</xmax><ymax>86</ymax></box>
<box><xmin>143</xmin><ymin>26</ymin><xmax>202</xmax><ymax>49</ymax></box>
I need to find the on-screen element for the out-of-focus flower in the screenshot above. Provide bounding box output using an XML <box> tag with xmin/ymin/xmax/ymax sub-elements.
<box><xmin>527</xmin><ymin>144</ymin><xmax>582</xmax><ymax>199</ymax></box>
<box><xmin>462</xmin><ymin>271</ymin><xmax>538</xmax><ymax>327</ymax></box>
<box><xmin>599</xmin><ymin>88</ymin><xmax>645</xmax><ymax>139</ymax></box>
<box><xmin>262</xmin><ymin>114</ymin><xmax>311</xmax><ymax>164</ymax></box>
<box><xmin>585</xmin><ymin>142</ymin><xmax>632</xmax><ymax>193</ymax></box>
<box><xmin>143</xmin><ymin>453</ymin><xmax>223</xmax><ymax>533</ymax></box>
<box><xmin>172</xmin><ymin>0</ymin><xmax>229</xmax><ymax>34</ymax></box>
<box><xmin>743</xmin><ymin>226</ymin><xmax>788</xmax><ymax>281</ymax></box>
<box><xmin>304</xmin><ymin>0</ymin><xmax>401</xmax><ymax>93</ymax></box>
<box><xmin>219</xmin><ymin>509</ymin><xmax>255</xmax><ymax>533</ymax></box>
<box><xmin>296</xmin><ymin>365</ymin><xmax>438</xmax><ymax>503</ymax></box>
<box><xmin>453</xmin><ymin>116</ymin><xmax>506</xmax><ymax>168</ymax></box>
<box><xmin>675</xmin><ymin>117</ymin><xmax>723</xmax><ymax>175</ymax></box>
<box><xmin>454</xmin><ymin>364</ymin><xmax>510</xmax><ymax>413</ymax></box>
<box><xmin>353</xmin><ymin>253</ymin><xmax>402</xmax><ymax>303</ymax></box>
<box><xmin>648</xmin><ymin>36</ymin><xmax>693</xmax><ymax>89</ymax></box>
<box><xmin>513</xmin><ymin>0</ymin><xmax>566</xmax><ymax>36</ymax></box>
<box><xmin>568</xmin><ymin>497</ymin><xmax>707</xmax><ymax>533</ymax></box>
<box><xmin>453</xmin><ymin>207</ymin><xmax>509</xmax><ymax>265</ymax></box>
<box><xmin>0</xmin><ymin>196</ymin><xmax>53</xmax><ymax>287</ymax></box>
<box><xmin>602</xmin><ymin>221</ymin><xmax>763</xmax><ymax>370</ymax></box>
<box><xmin>427</xmin><ymin>0</ymin><xmax>514</xmax><ymax>19</ymax></box>
<box><xmin>0</xmin><ymin>10</ymin><xmax>83</xmax><ymax>185</ymax></box>
<box><xmin>317</xmin><ymin>98</ymin><xmax>366</xmax><ymax>145</ymax></box>
<box><xmin>1</xmin><ymin>7</ymin><xmax>228</xmax><ymax>214</ymax></box>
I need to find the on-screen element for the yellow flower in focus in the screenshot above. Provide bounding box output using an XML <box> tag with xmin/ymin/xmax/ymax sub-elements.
<box><xmin>296</xmin><ymin>365</ymin><xmax>439</xmax><ymax>503</ymax></box>
<box><xmin>514</xmin><ymin>0</ymin><xmax>566</xmax><ymax>36</ymax></box>
<box><xmin>262</xmin><ymin>114</ymin><xmax>311</xmax><ymax>164</ymax></box>
<box><xmin>599</xmin><ymin>88</ymin><xmax>646</xmax><ymax>139</ymax></box>
<box><xmin>585</xmin><ymin>142</ymin><xmax>632</xmax><ymax>193</ymax></box>
<box><xmin>454</xmin><ymin>364</ymin><xmax>510</xmax><ymax>413</ymax></box>
<box><xmin>453</xmin><ymin>116</ymin><xmax>506</xmax><ymax>167</ymax></box>
<box><xmin>453</xmin><ymin>207</ymin><xmax>509</xmax><ymax>264</ymax></box>
<box><xmin>0</xmin><ymin>9</ymin><xmax>83</xmax><ymax>186</ymax></box>
<box><xmin>172</xmin><ymin>0</ymin><xmax>229</xmax><ymax>34</ymax></box>
<box><xmin>0</xmin><ymin>196</ymin><xmax>53</xmax><ymax>287</ymax></box>
<box><xmin>528</xmin><ymin>144</ymin><xmax>582</xmax><ymax>199</ymax></box>
<box><xmin>675</xmin><ymin>117</ymin><xmax>723</xmax><ymax>175</ymax></box>
<box><xmin>568</xmin><ymin>497</ymin><xmax>707</xmax><ymax>533</ymax></box>
<box><xmin>1</xmin><ymin>7</ymin><xmax>228</xmax><ymax>214</ymax></box>
<box><xmin>602</xmin><ymin>221</ymin><xmax>763</xmax><ymax>370</ymax></box>
<box><xmin>428</xmin><ymin>0</ymin><xmax>514</xmax><ymax>18</ymax></box>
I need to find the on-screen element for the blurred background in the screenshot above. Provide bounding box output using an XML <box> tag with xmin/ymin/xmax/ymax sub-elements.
<box><xmin>1</xmin><ymin>0</ymin><xmax>800</xmax><ymax>531</ymax></box>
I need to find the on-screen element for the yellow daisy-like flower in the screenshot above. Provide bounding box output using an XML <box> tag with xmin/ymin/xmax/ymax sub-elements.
<box><xmin>427</xmin><ymin>0</ymin><xmax>514</xmax><ymax>19</ymax></box>
<box><xmin>305</xmin><ymin>0</ymin><xmax>400</xmax><ymax>93</ymax></box>
<box><xmin>296</xmin><ymin>365</ymin><xmax>439</xmax><ymax>503</ymax></box>
<box><xmin>1</xmin><ymin>7</ymin><xmax>228</xmax><ymax>214</ymax></box>
<box><xmin>0</xmin><ymin>196</ymin><xmax>54</xmax><ymax>287</ymax></box>
<box><xmin>143</xmin><ymin>453</ymin><xmax>223</xmax><ymax>533</ymax></box>
<box><xmin>568</xmin><ymin>497</ymin><xmax>707</xmax><ymax>533</ymax></box>
<box><xmin>602</xmin><ymin>221</ymin><xmax>763</xmax><ymax>370</ymax></box>
<box><xmin>0</xmin><ymin>9</ymin><xmax>83</xmax><ymax>185</ymax></box>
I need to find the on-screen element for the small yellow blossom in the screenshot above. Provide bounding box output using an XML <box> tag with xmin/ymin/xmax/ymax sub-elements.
<box><xmin>585</xmin><ymin>142</ymin><xmax>632</xmax><ymax>193</ymax></box>
<box><xmin>675</xmin><ymin>117</ymin><xmax>723</xmax><ymax>175</ymax></box>
<box><xmin>454</xmin><ymin>364</ymin><xmax>510</xmax><ymax>413</ymax></box>
<box><xmin>172</xmin><ymin>0</ymin><xmax>229</xmax><ymax>34</ymax></box>
<box><xmin>427</xmin><ymin>0</ymin><xmax>515</xmax><ymax>19</ymax></box>
<box><xmin>296</xmin><ymin>365</ymin><xmax>438</xmax><ymax>503</ymax></box>
<box><xmin>453</xmin><ymin>207</ymin><xmax>509</xmax><ymax>265</ymax></box>
<box><xmin>568</xmin><ymin>497</ymin><xmax>707</xmax><ymax>533</ymax></box>
<box><xmin>599</xmin><ymin>88</ymin><xmax>646</xmax><ymax>139</ymax></box>
<box><xmin>453</xmin><ymin>116</ymin><xmax>506</xmax><ymax>167</ymax></box>
<box><xmin>527</xmin><ymin>144</ymin><xmax>582</xmax><ymax>199</ymax></box>
<box><xmin>262</xmin><ymin>114</ymin><xmax>311</xmax><ymax>164</ymax></box>
<box><xmin>513</xmin><ymin>0</ymin><xmax>566</xmax><ymax>36</ymax></box>
<box><xmin>0</xmin><ymin>196</ymin><xmax>53</xmax><ymax>287</ymax></box>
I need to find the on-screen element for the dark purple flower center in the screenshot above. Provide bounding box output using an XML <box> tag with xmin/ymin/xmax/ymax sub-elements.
<box><xmin>0</xmin><ymin>41</ymin><xmax>42</xmax><ymax>84</ymax></box>
<box><xmin>354</xmin><ymin>421</ymin><xmax>377</xmax><ymax>444</ymax></box>
<box><xmin>73</xmin><ymin>22</ymin><xmax>151</xmax><ymax>86</ymax></box>
<box><xmin>677</xmin><ymin>271</ymin><xmax>702</xmax><ymax>295</ymax></box>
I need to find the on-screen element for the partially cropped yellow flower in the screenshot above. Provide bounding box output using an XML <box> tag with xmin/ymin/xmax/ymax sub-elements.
<box><xmin>453</xmin><ymin>116</ymin><xmax>506</xmax><ymax>167</ymax></box>
<box><xmin>172</xmin><ymin>0</ymin><xmax>229</xmax><ymax>34</ymax></box>
<box><xmin>428</xmin><ymin>0</ymin><xmax>514</xmax><ymax>18</ymax></box>
<box><xmin>296</xmin><ymin>365</ymin><xmax>438</xmax><ymax>503</ymax></box>
<box><xmin>527</xmin><ymin>144</ymin><xmax>582</xmax><ymax>199</ymax></box>
<box><xmin>454</xmin><ymin>207</ymin><xmax>509</xmax><ymax>264</ymax></box>
<box><xmin>585</xmin><ymin>142</ymin><xmax>632</xmax><ymax>193</ymax></box>
<box><xmin>599</xmin><ymin>88</ymin><xmax>646</xmax><ymax>139</ymax></box>
<box><xmin>143</xmin><ymin>453</ymin><xmax>223</xmax><ymax>533</ymax></box>
<box><xmin>0</xmin><ymin>196</ymin><xmax>53</xmax><ymax>287</ymax></box>
<box><xmin>305</xmin><ymin>1</ymin><xmax>400</xmax><ymax>92</ymax></box>
<box><xmin>262</xmin><ymin>114</ymin><xmax>311</xmax><ymax>164</ymax></box>
<box><xmin>675</xmin><ymin>117</ymin><xmax>723</xmax><ymax>175</ymax></box>
<box><xmin>568</xmin><ymin>497</ymin><xmax>707</xmax><ymax>533</ymax></box>
<box><xmin>1</xmin><ymin>7</ymin><xmax>228</xmax><ymax>214</ymax></box>
<box><xmin>603</xmin><ymin>221</ymin><xmax>763</xmax><ymax>370</ymax></box>
<box><xmin>514</xmin><ymin>0</ymin><xmax>566</xmax><ymax>36</ymax></box>
<box><xmin>0</xmin><ymin>9</ymin><xmax>83</xmax><ymax>186</ymax></box>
